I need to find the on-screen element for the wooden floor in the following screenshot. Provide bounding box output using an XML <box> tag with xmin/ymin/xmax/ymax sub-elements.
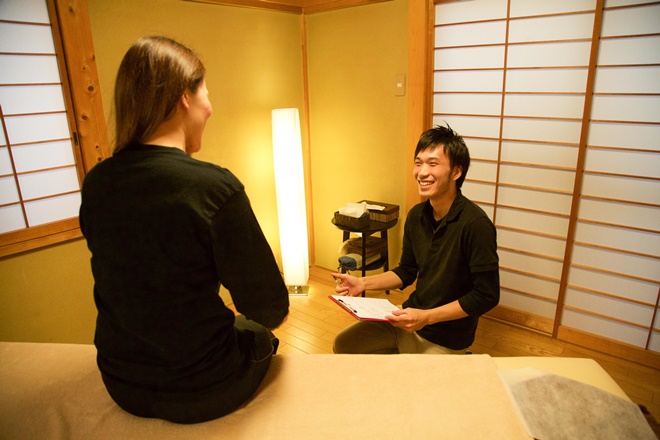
<box><xmin>259</xmin><ymin>266</ymin><xmax>660</xmax><ymax>422</ymax></box>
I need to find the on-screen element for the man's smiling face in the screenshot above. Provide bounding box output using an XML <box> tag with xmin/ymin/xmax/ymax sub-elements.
<box><xmin>413</xmin><ymin>145</ymin><xmax>461</xmax><ymax>202</ymax></box>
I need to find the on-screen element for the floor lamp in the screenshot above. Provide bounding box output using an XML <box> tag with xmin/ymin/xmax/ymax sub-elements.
<box><xmin>272</xmin><ymin>108</ymin><xmax>309</xmax><ymax>295</ymax></box>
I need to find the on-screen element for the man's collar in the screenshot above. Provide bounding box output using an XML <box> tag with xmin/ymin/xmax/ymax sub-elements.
<box><xmin>422</xmin><ymin>190</ymin><xmax>466</xmax><ymax>224</ymax></box>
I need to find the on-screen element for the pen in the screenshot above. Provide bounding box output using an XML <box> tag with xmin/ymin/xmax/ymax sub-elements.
<box><xmin>337</xmin><ymin>298</ymin><xmax>358</xmax><ymax>314</ymax></box>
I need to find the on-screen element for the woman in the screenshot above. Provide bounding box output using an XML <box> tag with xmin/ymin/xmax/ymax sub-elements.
<box><xmin>79</xmin><ymin>36</ymin><xmax>289</xmax><ymax>424</ymax></box>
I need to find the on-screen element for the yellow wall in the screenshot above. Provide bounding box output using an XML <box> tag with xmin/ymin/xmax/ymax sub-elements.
<box><xmin>306</xmin><ymin>1</ymin><xmax>408</xmax><ymax>271</ymax></box>
<box><xmin>0</xmin><ymin>0</ymin><xmax>408</xmax><ymax>342</ymax></box>
<box><xmin>89</xmin><ymin>0</ymin><xmax>306</xmax><ymax>259</ymax></box>
<box><xmin>0</xmin><ymin>239</ymin><xmax>96</xmax><ymax>343</ymax></box>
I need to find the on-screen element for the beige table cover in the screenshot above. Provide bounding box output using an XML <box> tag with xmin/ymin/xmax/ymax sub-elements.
<box><xmin>0</xmin><ymin>342</ymin><xmax>530</xmax><ymax>439</ymax></box>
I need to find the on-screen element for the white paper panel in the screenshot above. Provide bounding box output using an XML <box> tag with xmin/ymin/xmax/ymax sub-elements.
<box><xmin>568</xmin><ymin>266</ymin><xmax>658</xmax><ymax>305</ymax></box>
<box><xmin>597</xmin><ymin>36</ymin><xmax>660</xmax><ymax>65</ymax></box>
<box><xmin>566</xmin><ymin>289</ymin><xmax>654</xmax><ymax>327</ymax></box>
<box><xmin>498</xmin><ymin>228</ymin><xmax>567</xmax><ymax>260</ymax></box>
<box><xmin>508</xmin><ymin>14</ymin><xmax>595</xmax><ymax>43</ymax></box>
<box><xmin>499</xmin><ymin>164</ymin><xmax>575</xmax><ymax>192</ymax></box>
<box><xmin>561</xmin><ymin>309</ymin><xmax>648</xmax><ymax>347</ymax></box>
<box><xmin>462</xmin><ymin>181</ymin><xmax>496</xmax><ymax>204</ymax></box>
<box><xmin>499</xmin><ymin>289</ymin><xmax>557</xmax><ymax>318</ymax></box>
<box><xmin>509</xmin><ymin>0</ymin><xmax>596</xmax><ymax>17</ymax></box>
<box><xmin>575</xmin><ymin>222</ymin><xmax>660</xmax><ymax>258</ymax></box>
<box><xmin>502</xmin><ymin>118</ymin><xmax>582</xmax><ymax>144</ymax></box>
<box><xmin>435</xmin><ymin>21</ymin><xmax>507</xmax><ymax>47</ymax></box>
<box><xmin>0</xmin><ymin>147</ymin><xmax>12</xmax><ymax>174</ymax></box>
<box><xmin>11</xmin><ymin>141</ymin><xmax>76</xmax><ymax>173</ymax></box>
<box><xmin>0</xmin><ymin>204</ymin><xmax>26</xmax><ymax>234</ymax></box>
<box><xmin>434</xmin><ymin>93</ymin><xmax>502</xmax><ymax>116</ymax></box>
<box><xmin>435</xmin><ymin>0</ymin><xmax>507</xmax><ymax>25</ymax></box>
<box><xmin>468</xmin><ymin>161</ymin><xmax>498</xmax><ymax>182</ymax></box>
<box><xmin>0</xmin><ymin>125</ymin><xmax>5</xmax><ymax>145</ymax></box>
<box><xmin>0</xmin><ymin>22</ymin><xmax>55</xmax><ymax>54</ymax></box>
<box><xmin>501</xmin><ymin>141</ymin><xmax>578</xmax><ymax>168</ymax></box>
<box><xmin>496</xmin><ymin>207</ymin><xmax>569</xmax><ymax>237</ymax></box>
<box><xmin>588</xmin><ymin>122</ymin><xmax>660</xmax><ymax>151</ymax></box>
<box><xmin>0</xmin><ymin>55</ymin><xmax>61</xmax><ymax>84</ymax></box>
<box><xmin>0</xmin><ymin>0</ymin><xmax>49</xmax><ymax>23</ymax></box>
<box><xmin>465</xmin><ymin>138</ymin><xmax>499</xmax><ymax>161</ymax></box>
<box><xmin>433</xmin><ymin>0</ymin><xmax>660</xmax><ymax>348</ymax></box>
<box><xmin>0</xmin><ymin>176</ymin><xmax>21</xmax><ymax>204</ymax></box>
<box><xmin>0</xmin><ymin>85</ymin><xmax>66</xmax><ymax>115</ymax></box>
<box><xmin>572</xmin><ymin>245</ymin><xmax>660</xmax><ymax>282</ymax></box>
<box><xmin>434</xmin><ymin>70</ymin><xmax>504</xmax><ymax>93</ymax></box>
<box><xmin>601</xmin><ymin>4</ymin><xmax>660</xmax><ymax>37</ymax></box>
<box><xmin>500</xmin><ymin>270</ymin><xmax>560</xmax><ymax>301</ymax></box>
<box><xmin>17</xmin><ymin>166</ymin><xmax>80</xmax><ymax>200</ymax></box>
<box><xmin>5</xmin><ymin>113</ymin><xmax>70</xmax><ymax>145</ymax></box>
<box><xmin>504</xmin><ymin>94</ymin><xmax>585</xmax><ymax>119</ymax></box>
<box><xmin>582</xmin><ymin>174</ymin><xmax>660</xmax><ymax>205</ymax></box>
<box><xmin>434</xmin><ymin>45</ymin><xmax>505</xmax><ymax>70</ymax></box>
<box><xmin>24</xmin><ymin>192</ymin><xmax>81</xmax><ymax>227</ymax></box>
<box><xmin>498</xmin><ymin>186</ymin><xmax>572</xmax><ymax>216</ymax></box>
<box><xmin>585</xmin><ymin>148</ymin><xmax>660</xmax><ymax>179</ymax></box>
<box><xmin>591</xmin><ymin>95</ymin><xmax>660</xmax><ymax>123</ymax></box>
<box><xmin>507</xmin><ymin>41</ymin><xmax>592</xmax><ymax>68</ymax></box>
<box><xmin>506</xmin><ymin>69</ymin><xmax>589</xmax><ymax>93</ymax></box>
<box><xmin>433</xmin><ymin>115</ymin><xmax>501</xmax><ymax>139</ymax></box>
<box><xmin>578</xmin><ymin>198</ymin><xmax>660</xmax><ymax>232</ymax></box>
<box><xmin>499</xmin><ymin>249</ymin><xmax>563</xmax><ymax>280</ymax></box>
<box><xmin>594</xmin><ymin>66</ymin><xmax>660</xmax><ymax>94</ymax></box>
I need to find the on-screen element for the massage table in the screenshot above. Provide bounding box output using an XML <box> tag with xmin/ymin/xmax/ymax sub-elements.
<box><xmin>0</xmin><ymin>342</ymin><xmax>654</xmax><ymax>439</ymax></box>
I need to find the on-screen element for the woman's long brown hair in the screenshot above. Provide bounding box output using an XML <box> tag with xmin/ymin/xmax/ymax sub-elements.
<box><xmin>112</xmin><ymin>36</ymin><xmax>205</xmax><ymax>153</ymax></box>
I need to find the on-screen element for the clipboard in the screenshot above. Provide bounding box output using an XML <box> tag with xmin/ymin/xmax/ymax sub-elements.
<box><xmin>329</xmin><ymin>295</ymin><xmax>398</xmax><ymax>321</ymax></box>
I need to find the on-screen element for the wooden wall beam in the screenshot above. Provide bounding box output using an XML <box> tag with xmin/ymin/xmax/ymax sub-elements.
<box><xmin>405</xmin><ymin>0</ymin><xmax>433</xmax><ymax>213</ymax></box>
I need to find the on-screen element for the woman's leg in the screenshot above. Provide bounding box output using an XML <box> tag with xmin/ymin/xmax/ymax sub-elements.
<box><xmin>233</xmin><ymin>315</ymin><xmax>277</xmax><ymax>380</ymax></box>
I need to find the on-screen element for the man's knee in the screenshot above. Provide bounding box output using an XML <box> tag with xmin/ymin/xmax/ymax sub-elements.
<box><xmin>334</xmin><ymin>323</ymin><xmax>374</xmax><ymax>354</ymax></box>
<box><xmin>333</xmin><ymin>322</ymin><xmax>398</xmax><ymax>354</ymax></box>
<box><xmin>333</xmin><ymin>330</ymin><xmax>354</xmax><ymax>354</ymax></box>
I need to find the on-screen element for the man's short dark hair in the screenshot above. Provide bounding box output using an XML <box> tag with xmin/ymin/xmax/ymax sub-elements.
<box><xmin>414</xmin><ymin>123</ymin><xmax>470</xmax><ymax>189</ymax></box>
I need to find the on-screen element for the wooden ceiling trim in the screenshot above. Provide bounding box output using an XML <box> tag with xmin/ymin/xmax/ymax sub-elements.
<box><xmin>184</xmin><ymin>0</ymin><xmax>391</xmax><ymax>14</ymax></box>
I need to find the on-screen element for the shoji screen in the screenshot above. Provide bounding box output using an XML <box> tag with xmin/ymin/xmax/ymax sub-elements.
<box><xmin>0</xmin><ymin>0</ymin><xmax>82</xmax><ymax>235</ymax></box>
<box><xmin>433</xmin><ymin>0</ymin><xmax>659</xmax><ymax>360</ymax></box>
<box><xmin>560</xmin><ymin>1</ymin><xmax>660</xmax><ymax>354</ymax></box>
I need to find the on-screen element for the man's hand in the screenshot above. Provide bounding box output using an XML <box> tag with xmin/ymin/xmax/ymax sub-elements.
<box><xmin>386</xmin><ymin>308</ymin><xmax>429</xmax><ymax>333</ymax></box>
<box><xmin>331</xmin><ymin>272</ymin><xmax>365</xmax><ymax>297</ymax></box>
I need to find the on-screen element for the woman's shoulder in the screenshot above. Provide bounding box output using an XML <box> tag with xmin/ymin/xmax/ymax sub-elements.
<box><xmin>185</xmin><ymin>156</ymin><xmax>242</xmax><ymax>187</ymax></box>
<box><xmin>127</xmin><ymin>146</ymin><xmax>242</xmax><ymax>189</ymax></box>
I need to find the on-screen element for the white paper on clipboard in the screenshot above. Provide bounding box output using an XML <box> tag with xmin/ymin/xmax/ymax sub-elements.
<box><xmin>330</xmin><ymin>295</ymin><xmax>399</xmax><ymax>321</ymax></box>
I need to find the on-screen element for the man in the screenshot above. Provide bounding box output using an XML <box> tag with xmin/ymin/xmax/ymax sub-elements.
<box><xmin>332</xmin><ymin>124</ymin><xmax>499</xmax><ymax>354</ymax></box>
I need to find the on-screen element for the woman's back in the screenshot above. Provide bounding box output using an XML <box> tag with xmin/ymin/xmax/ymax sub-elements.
<box><xmin>81</xmin><ymin>144</ymin><xmax>246</xmax><ymax>390</ymax></box>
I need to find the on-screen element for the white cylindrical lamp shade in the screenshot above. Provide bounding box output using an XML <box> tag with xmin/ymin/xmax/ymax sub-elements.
<box><xmin>272</xmin><ymin>108</ymin><xmax>309</xmax><ymax>287</ymax></box>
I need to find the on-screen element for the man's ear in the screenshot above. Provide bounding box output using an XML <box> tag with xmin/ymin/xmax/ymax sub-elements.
<box><xmin>452</xmin><ymin>166</ymin><xmax>462</xmax><ymax>182</ymax></box>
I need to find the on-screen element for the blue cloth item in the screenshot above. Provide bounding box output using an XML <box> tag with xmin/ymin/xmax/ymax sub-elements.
<box><xmin>338</xmin><ymin>255</ymin><xmax>358</xmax><ymax>271</ymax></box>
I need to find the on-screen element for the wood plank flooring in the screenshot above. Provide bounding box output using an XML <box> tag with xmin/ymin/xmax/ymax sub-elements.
<box><xmin>234</xmin><ymin>265</ymin><xmax>660</xmax><ymax>423</ymax></box>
